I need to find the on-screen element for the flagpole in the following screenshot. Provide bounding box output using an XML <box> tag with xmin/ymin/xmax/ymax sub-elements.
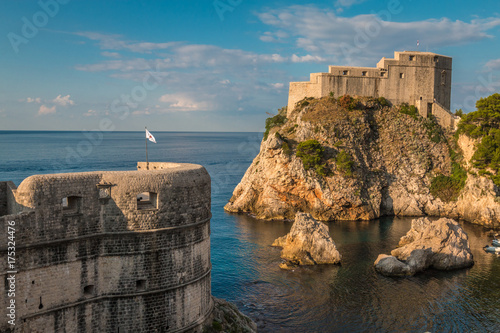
<box><xmin>145</xmin><ymin>127</ymin><xmax>149</xmax><ymax>170</ymax></box>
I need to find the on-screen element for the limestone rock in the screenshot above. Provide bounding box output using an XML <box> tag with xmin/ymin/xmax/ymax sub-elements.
<box><xmin>374</xmin><ymin>217</ymin><xmax>474</xmax><ymax>276</ymax></box>
<box><xmin>272</xmin><ymin>212</ymin><xmax>341</xmax><ymax>266</ymax></box>
<box><xmin>206</xmin><ymin>297</ymin><xmax>257</xmax><ymax>333</ymax></box>
<box><xmin>224</xmin><ymin>99</ymin><xmax>500</xmax><ymax>228</ymax></box>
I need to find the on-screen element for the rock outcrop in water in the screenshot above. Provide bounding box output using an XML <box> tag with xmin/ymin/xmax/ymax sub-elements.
<box><xmin>374</xmin><ymin>217</ymin><xmax>474</xmax><ymax>276</ymax></box>
<box><xmin>272</xmin><ymin>212</ymin><xmax>341</xmax><ymax>268</ymax></box>
<box><xmin>205</xmin><ymin>297</ymin><xmax>258</xmax><ymax>333</ymax></box>
<box><xmin>224</xmin><ymin>97</ymin><xmax>500</xmax><ymax>228</ymax></box>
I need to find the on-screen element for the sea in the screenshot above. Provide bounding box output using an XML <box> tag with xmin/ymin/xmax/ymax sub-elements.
<box><xmin>1</xmin><ymin>130</ymin><xmax>499</xmax><ymax>332</ymax></box>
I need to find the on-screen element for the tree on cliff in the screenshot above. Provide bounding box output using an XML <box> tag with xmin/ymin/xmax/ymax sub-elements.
<box><xmin>457</xmin><ymin>93</ymin><xmax>500</xmax><ymax>185</ymax></box>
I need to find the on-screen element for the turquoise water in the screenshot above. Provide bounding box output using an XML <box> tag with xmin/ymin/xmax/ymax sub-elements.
<box><xmin>1</xmin><ymin>131</ymin><xmax>499</xmax><ymax>332</ymax></box>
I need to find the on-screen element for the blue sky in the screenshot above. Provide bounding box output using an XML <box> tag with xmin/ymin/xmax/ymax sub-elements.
<box><xmin>1</xmin><ymin>0</ymin><xmax>499</xmax><ymax>132</ymax></box>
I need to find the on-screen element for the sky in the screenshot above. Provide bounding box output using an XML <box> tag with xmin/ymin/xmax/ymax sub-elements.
<box><xmin>0</xmin><ymin>0</ymin><xmax>499</xmax><ymax>132</ymax></box>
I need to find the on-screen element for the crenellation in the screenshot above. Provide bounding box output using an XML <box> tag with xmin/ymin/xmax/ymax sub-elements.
<box><xmin>0</xmin><ymin>162</ymin><xmax>213</xmax><ymax>332</ymax></box>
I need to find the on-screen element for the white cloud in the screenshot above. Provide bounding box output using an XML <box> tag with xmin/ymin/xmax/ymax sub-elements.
<box><xmin>75</xmin><ymin>31</ymin><xmax>179</xmax><ymax>53</ymax></box>
<box><xmin>270</xmin><ymin>83</ymin><xmax>285</xmax><ymax>89</ymax></box>
<box><xmin>38</xmin><ymin>105</ymin><xmax>56</xmax><ymax>115</ymax></box>
<box><xmin>26</xmin><ymin>97</ymin><xmax>41</xmax><ymax>103</ymax></box>
<box><xmin>101</xmin><ymin>51</ymin><xmax>121</xmax><ymax>58</ymax></box>
<box><xmin>484</xmin><ymin>59</ymin><xmax>500</xmax><ymax>71</ymax></box>
<box><xmin>132</xmin><ymin>109</ymin><xmax>152</xmax><ymax>115</ymax></box>
<box><xmin>335</xmin><ymin>0</ymin><xmax>366</xmax><ymax>8</ymax></box>
<box><xmin>75</xmin><ymin>33</ymin><xmax>323</xmax><ymax>73</ymax></box>
<box><xmin>291</xmin><ymin>54</ymin><xmax>327</xmax><ymax>63</ymax></box>
<box><xmin>257</xmin><ymin>6</ymin><xmax>500</xmax><ymax>64</ymax></box>
<box><xmin>84</xmin><ymin>109</ymin><xmax>97</xmax><ymax>117</ymax></box>
<box><xmin>159</xmin><ymin>94</ymin><xmax>212</xmax><ymax>111</ymax></box>
<box><xmin>73</xmin><ymin>32</ymin><xmax>325</xmax><ymax>115</ymax></box>
<box><xmin>53</xmin><ymin>95</ymin><xmax>75</xmax><ymax>106</ymax></box>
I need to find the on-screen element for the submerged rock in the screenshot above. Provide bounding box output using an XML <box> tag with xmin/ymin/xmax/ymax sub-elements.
<box><xmin>272</xmin><ymin>212</ymin><xmax>341</xmax><ymax>267</ymax></box>
<box><xmin>374</xmin><ymin>217</ymin><xmax>474</xmax><ymax>276</ymax></box>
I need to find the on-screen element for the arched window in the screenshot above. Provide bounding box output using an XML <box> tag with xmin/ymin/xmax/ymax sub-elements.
<box><xmin>441</xmin><ymin>70</ymin><xmax>446</xmax><ymax>86</ymax></box>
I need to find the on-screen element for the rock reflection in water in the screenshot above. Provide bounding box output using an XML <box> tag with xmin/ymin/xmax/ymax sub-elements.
<box><xmin>222</xmin><ymin>214</ymin><xmax>500</xmax><ymax>332</ymax></box>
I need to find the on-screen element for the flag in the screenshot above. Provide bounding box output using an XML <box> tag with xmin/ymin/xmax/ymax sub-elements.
<box><xmin>146</xmin><ymin>129</ymin><xmax>156</xmax><ymax>143</ymax></box>
<box><xmin>417</xmin><ymin>40</ymin><xmax>420</xmax><ymax>47</ymax></box>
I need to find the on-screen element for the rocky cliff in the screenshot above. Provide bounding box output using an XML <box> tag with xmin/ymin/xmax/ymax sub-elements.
<box><xmin>224</xmin><ymin>96</ymin><xmax>500</xmax><ymax>228</ymax></box>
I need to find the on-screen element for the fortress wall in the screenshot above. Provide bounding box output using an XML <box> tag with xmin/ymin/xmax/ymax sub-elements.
<box><xmin>20</xmin><ymin>277</ymin><xmax>212</xmax><ymax>333</ymax></box>
<box><xmin>432</xmin><ymin>103</ymin><xmax>456</xmax><ymax>129</ymax></box>
<box><xmin>0</xmin><ymin>181</ymin><xmax>21</xmax><ymax>216</ymax></box>
<box><xmin>324</xmin><ymin>75</ymin><xmax>382</xmax><ymax>99</ymax></box>
<box><xmin>288</xmin><ymin>52</ymin><xmax>454</xmax><ymax>123</ymax></box>
<box><xmin>137</xmin><ymin>161</ymin><xmax>182</xmax><ymax>170</ymax></box>
<box><xmin>288</xmin><ymin>73</ymin><xmax>324</xmax><ymax>111</ymax></box>
<box><xmin>7</xmin><ymin>164</ymin><xmax>210</xmax><ymax>245</ymax></box>
<box><xmin>0</xmin><ymin>163</ymin><xmax>213</xmax><ymax>333</ymax></box>
<box><xmin>0</xmin><ymin>181</ymin><xmax>8</xmax><ymax>216</ymax></box>
<box><xmin>9</xmin><ymin>233</ymin><xmax>211</xmax><ymax>332</ymax></box>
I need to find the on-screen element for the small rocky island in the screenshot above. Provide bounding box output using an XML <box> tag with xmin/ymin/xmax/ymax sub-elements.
<box><xmin>272</xmin><ymin>212</ymin><xmax>341</xmax><ymax>269</ymax></box>
<box><xmin>225</xmin><ymin>93</ymin><xmax>500</xmax><ymax>229</ymax></box>
<box><xmin>374</xmin><ymin>217</ymin><xmax>474</xmax><ymax>276</ymax></box>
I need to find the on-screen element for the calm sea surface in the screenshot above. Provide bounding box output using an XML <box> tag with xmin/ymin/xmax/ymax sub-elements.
<box><xmin>1</xmin><ymin>130</ymin><xmax>499</xmax><ymax>332</ymax></box>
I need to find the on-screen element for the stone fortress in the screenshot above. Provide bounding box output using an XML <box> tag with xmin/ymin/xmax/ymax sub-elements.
<box><xmin>1</xmin><ymin>162</ymin><xmax>212</xmax><ymax>333</ymax></box>
<box><xmin>288</xmin><ymin>51</ymin><xmax>458</xmax><ymax>129</ymax></box>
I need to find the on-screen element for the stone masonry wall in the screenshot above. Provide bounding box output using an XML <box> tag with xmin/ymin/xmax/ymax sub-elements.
<box><xmin>0</xmin><ymin>163</ymin><xmax>213</xmax><ymax>333</ymax></box>
<box><xmin>287</xmin><ymin>51</ymin><xmax>455</xmax><ymax>129</ymax></box>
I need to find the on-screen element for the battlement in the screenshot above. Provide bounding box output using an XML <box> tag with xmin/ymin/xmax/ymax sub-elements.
<box><xmin>288</xmin><ymin>51</ymin><xmax>457</xmax><ymax>129</ymax></box>
<box><xmin>1</xmin><ymin>163</ymin><xmax>213</xmax><ymax>332</ymax></box>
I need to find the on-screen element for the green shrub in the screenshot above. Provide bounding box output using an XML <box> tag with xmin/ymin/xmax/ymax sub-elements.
<box><xmin>203</xmin><ymin>320</ymin><xmax>223</xmax><ymax>333</ymax></box>
<box><xmin>338</xmin><ymin>95</ymin><xmax>359</xmax><ymax>111</ymax></box>
<box><xmin>430</xmin><ymin>175</ymin><xmax>463</xmax><ymax>202</ymax></box>
<box><xmin>423</xmin><ymin>115</ymin><xmax>444</xmax><ymax>143</ymax></box>
<box><xmin>399</xmin><ymin>103</ymin><xmax>419</xmax><ymax>119</ymax></box>
<box><xmin>377</xmin><ymin>96</ymin><xmax>390</xmax><ymax>107</ymax></box>
<box><xmin>335</xmin><ymin>150</ymin><xmax>354</xmax><ymax>176</ymax></box>
<box><xmin>296</xmin><ymin>140</ymin><xmax>327</xmax><ymax>175</ymax></box>
<box><xmin>263</xmin><ymin>114</ymin><xmax>287</xmax><ymax>140</ymax></box>
<box><xmin>282</xmin><ymin>141</ymin><xmax>292</xmax><ymax>156</ymax></box>
<box><xmin>430</xmin><ymin>147</ymin><xmax>467</xmax><ymax>202</ymax></box>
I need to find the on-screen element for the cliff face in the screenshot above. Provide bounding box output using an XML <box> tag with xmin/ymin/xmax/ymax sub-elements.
<box><xmin>224</xmin><ymin>97</ymin><xmax>500</xmax><ymax>228</ymax></box>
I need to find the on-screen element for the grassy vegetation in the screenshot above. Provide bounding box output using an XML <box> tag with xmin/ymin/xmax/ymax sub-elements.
<box><xmin>296</xmin><ymin>140</ymin><xmax>328</xmax><ymax>176</ymax></box>
<box><xmin>398</xmin><ymin>103</ymin><xmax>419</xmax><ymax>119</ymax></box>
<box><xmin>335</xmin><ymin>150</ymin><xmax>354</xmax><ymax>177</ymax></box>
<box><xmin>456</xmin><ymin>93</ymin><xmax>500</xmax><ymax>186</ymax></box>
<box><xmin>297</xmin><ymin>97</ymin><xmax>315</xmax><ymax>109</ymax></box>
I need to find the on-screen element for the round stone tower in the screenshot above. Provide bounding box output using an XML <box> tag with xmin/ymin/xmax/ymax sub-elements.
<box><xmin>0</xmin><ymin>162</ymin><xmax>212</xmax><ymax>332</ymax></box>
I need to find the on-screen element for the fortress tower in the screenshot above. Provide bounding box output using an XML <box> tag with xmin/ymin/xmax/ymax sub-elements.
<box><xmin>288</xmin><ymin>51</ymin><xmax>457</xmax><ymax>128</ymax></box>
<box><xmin>1</xmin><ymin>162</ymin><xmax>212</xmax><ymax>332</ymax></box>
